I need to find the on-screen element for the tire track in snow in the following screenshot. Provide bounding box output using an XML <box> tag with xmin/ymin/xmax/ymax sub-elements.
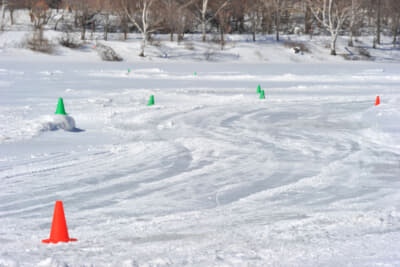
<box><xmin>0</xmin><ymin>141</ymin><xmax>194</xmax><ymax>218</ymax></box>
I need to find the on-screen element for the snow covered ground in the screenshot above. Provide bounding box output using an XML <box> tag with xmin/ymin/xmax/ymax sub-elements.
<box><xmin>1</xmin><ymin>25</ymin><xmax>400</xmax><ymax>266</ymax></box>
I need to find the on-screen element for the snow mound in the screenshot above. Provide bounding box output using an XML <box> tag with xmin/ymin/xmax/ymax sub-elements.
<box><xmin>36</xmin><ymin>258</ymin><xmax>68</xmax><ymax>267</ymax></box>
<box><xmin>133</xmin><ymin>68</ymin><xmax>164</xmax><ymax>73</ymax></box>
<box><xmin>0</xmin><ymin>115</ymin><xmax>78</xmax><ymax>143</ymax></box>
<box><xmin>361</xmin><ymin>96</ymin><xmax>400</xmax><ymax>148</ymax></box>
<box><xmin>40</xmin><ymin>114</ymin><xmax>76</xmax><ymax>132</ymax></box>
<box><xmin>0</xmin><ymin>257</ymin><xmax>19</xmax><ymax>267</ymax></box>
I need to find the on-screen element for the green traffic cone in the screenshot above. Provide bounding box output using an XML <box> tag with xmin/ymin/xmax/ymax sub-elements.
<box><xmin>147</xmin><ymin>95</ymin><xmax>155</xmax><ymax>106</ymax></box>
<box><xmin>128</xmin><ymin>68</ymin><xmax>130</xmax><ymax>73</ymax></box>
<box><xmin>257</xmin><ymin>84</ymin><xmax>261</xmax><ymax>94</ymax></box>
<box><xmin>259</xmin><ymin>90</ymin><xmax>265</xmax><ymax>99</ymax></box>
<box><xmin>194</xmin><ymin>72</ymin><xmax>197</xmax><ymax>76</ymax></box>
<box><xmin>55</xmin><ymin>97</ymin><xmax>67</xmax><ymax>115</ymax></box>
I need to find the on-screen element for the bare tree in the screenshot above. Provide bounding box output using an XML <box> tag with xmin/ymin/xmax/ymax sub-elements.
<box><xmin>112</xmin><ymin>0</ymin><xmax>129</xmax><ymax>40</ymax></box>
<box><xmin>69</xmin><ymin>0</ymin><xmax>99</xmax><ymax>41</ymax></box>
<box><xmin>389</xmin><ymin>0</ymin><xmax>400</xmax><ymax>47</ymax></box>
<box><xmin>375</xmin><ymin>0</ymin><xmax>381</xmax><ymax>45</ymax></box>
<box><xmin>2</xmin><ymin>0</ymin><xmax>400</xmax><ymax>53</ymax></box>
<box><xmin>7</xmin><ymin>0</ymin><xmax>15</xmax><ymax>25</ymax></box>
<box><xmin>52</xmin><ymin>6</ymin><xmax>65</xmax><ymax>30</ymax></box>
<box><xmin>26</xmin><ymin>0</ymin><xmax>54</xmax><ymax>53</ymax></box>
<box><xmin>120</xmin><ymin>13</ymin><xmax>129</xmax><ymax>40</ymax></box>
<box><xmin>176</xmin><ymin>5</ymin><xmax>196</xmax><ymax>42</ymax></box>
<box><xmin>215</xmin><ymin>0</ymin><xmax>232</xmax><ymax>49</ymax></box>
<box><xmin>271</xmin><ymin>0</ymin><xmax>288</xmax><ymax>41</ymax></box>
<box><xmin>160</xmin><ymin>0</ymin><xmax>196</xmax><ymax>42</ymax></box>
<box><xmin>0</xmin><ymin>0</ymin><xmax>7</xmax><ymax>31</ymax></box>
<box><xmin>304</xmin><ymin>3</ymin><xmax>313</xmax><ymax>34</ymax></box>
<box><xmin>3</xmin><ymin>0</ymin><xmax>26</xmax><ymax>26</ymax></box>
<box><xmin>260</xmin><ymin>3</ymin><xmax>274</xmax><ymax>34</ymax></box>
<box><xmin>161</xmin><ymin>0</ymin><xmax>178</xmax><ymax>41</ymax></box>
<box><xmin>30</xmin><ymin>0</ymin><xmax>52</xmax><ymax>38</ymax></box>
<box><xmin>261</xmin><ymin>0</ymin><xmax>289</xmax><ymax>41</ymax></box>
<box><xmin>242</xmin><ymin>0</ymin><xmax>264</xmax><ymax>41</ymax></box>
<box><xmin>121</xmin><ymin>0</ymin><xmax>164</xmax><ymax>57</ymax></box>
<box><xmin>192</xmin><ymin>0</ymin><xmax>230</xmax><ymax>42</ymax></box>
<box><xmin>99</xmin><ymin>0</ymin><xmax>114</xmax><ymax>41</ymax></box>
<box><xmin>307</xmin><ymin>0</ymin><xmax>351</xmax><ymax>55</ymax></box>
<box><xmin>230</xmin><ymin>0</ymin><xmax>245</xmax><ymax>33</ymax></box>
<box><xmin>348</xmin><ymin>0</ymin><xmax>362</xmax><ymax>47</ymax></box>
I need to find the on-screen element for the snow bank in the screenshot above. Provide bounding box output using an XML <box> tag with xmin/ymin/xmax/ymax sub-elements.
<box><xmin>0</xmin><ymin>257</ymin><xmax>19</xmax><ymax>267</ymax></box>
<box><xmin>36</xmin><ymin>258</ymin><xmax>69</xmax><ymax>267</ymax></box>
<box><xmin>0</xmin><ymin>115</ymin><xmax>77</xmax><ymax>143</ymax></box>
<box><xmin>362</xmin><ymin>96</ymin><xmax>400</xmax><ymax>148</ymax></box>
<box><xmin>41</xmin><ymin>114</ymin><xmax>76</xmax><ymax>131</ymax></box>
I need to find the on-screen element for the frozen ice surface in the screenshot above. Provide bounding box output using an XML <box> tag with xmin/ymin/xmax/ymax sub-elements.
<box><xmin>0</xmin><ymin>57</ymin><xmax>399</xmax><ymax>266</ymax></box>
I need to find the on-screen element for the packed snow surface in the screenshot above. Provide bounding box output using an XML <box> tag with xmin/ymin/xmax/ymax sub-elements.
<box><xmin>0</xmin><ymin>58</ymin><xmax>400</xmax><ymax>266</ymax></box>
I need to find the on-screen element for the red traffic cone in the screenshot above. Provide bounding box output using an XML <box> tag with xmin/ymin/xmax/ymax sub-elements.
<box><xmin>375</xmin><ymin>96</ymin><xmax>380</xmax><ymax>106</ymax></box>
<box><xmin>42</xmin><ymin>201</ymin><xmax>77</xmax><ymax>244</ymax></box>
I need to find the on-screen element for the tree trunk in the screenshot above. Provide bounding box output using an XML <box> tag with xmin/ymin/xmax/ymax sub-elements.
<box><xmin>122</xmin><ymin>16</ymin><xmax>128</xmax><ymax>41</ymax></box>
<box><xmin>104</xmin><ymin>15</ymin><xmax>109</xmax><ymax>41</ymax></box>
<box><xmin>220</xmin><ymin>25</ymin><xmax>224</xmax><ymax>50</ymax></box>
<box><xmin>54</xmin><ymin>16</ymin><xmax>62</xmax><ymax>30</ymax></box>
<box><xmin>331</xmin><ymin>34</ymin><xmax>337</xmax><ymax>55</ymax></box>
<box><xmin>10</xmin><ymin>9</ymin><xmax>13</xmax><ymax>25</ymax></box>
<box><xmin>139</xmin><ymin>32</ymin><xmax>146</xmax><ymax>57</ymax></box>
<box><xmin>305</xmin><ymin>6</ymin><xmax>312</xmax><ymax>34</ymax></box>
<box><xmin>0</xmin><ymin>2</ymin><xmax>6</xmax><ymax>31</ymax></box>
<box><xmin>74</xmin><ymin>10</ymin><xmax>78</xmax><ymax>28</ymax></box>
<box><xmin>376</xmin><ymin>0</ymin><xmax>381</xmax><ymax>45</ymax></box>
<box><xmin>348</xmin><ymin>30</ymin><xmax>354</xmax><ymax>47</ymax></box>
<box><xmin>104</xmin><ymin>25</ymin><xmax>108</xmax><ymax>41</ymax></box>
<box><xmin>201</xmin><ymin>0</ymin><xmax>208</xmax><ymax>42</ymax></box>
<box><xmin>81</xmin><ymin>20</ymin><xmax>86</xmax><ymax>40</ymax></box>
<box><xmin>252</xmin><ymin>17</ymin><xmax>256</xmax><ymax>42</ymax></box>
<box><xmin>275</xmin><ymin>7</ymin><xmax>280</xmax><ymax>41</ymax></box>
<box><xmin>238</xmin><ymin>15</ymin><xmax>244</xmax><ymax>33</ymax></box>
<box><xmin>393</xmin><ymin>16</ymin><xmax>399</xmax><ymax>48</ymax></box>
<box><xmin>178</xmin><ymin>33</ymin><xmax>183</xmax><ymax>43</ymax></box>
<box><xmin>201</xmin><ymin>19</ymin><xmax>206</xmax><ymax>42</ymax></box>
<box><xmin>348</xmin><ymin>0</ymin><xmax>355</xmax><ymax>47</ymax></box>
<box><xmin>39</xmin><ymin>26</ymin><xmax>44</xmax><ymax>44</ymax></box>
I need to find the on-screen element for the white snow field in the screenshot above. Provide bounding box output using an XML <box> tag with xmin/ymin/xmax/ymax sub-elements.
<box><xmin>1</xmin><ymin>49</ymin><xmax>400</xmax><ymax>265</ymax></box>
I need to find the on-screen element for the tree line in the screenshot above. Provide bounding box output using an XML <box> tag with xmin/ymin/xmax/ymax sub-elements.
<box><xmin>1</xmin><ymin>0</ymin><xmax>400</xmax><ymax>56</ymax></box>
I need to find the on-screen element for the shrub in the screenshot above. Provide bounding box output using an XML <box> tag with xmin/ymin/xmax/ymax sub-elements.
<box><xmin>95</xmin><ymin>43</ymin><xmax>123</xmax><ymax>61</ymax></box>
<box><xmin>59</xmin><ymin>32</ymin><xmax>82</xmax><ymax>49</ymax></box>
<box><xmin>343</xmin><ymin>47</ymin><xmax>372</xmax><ymax>61</ymax></box>
<box><xmin>204</xmin><ymin>44</ymin><xmax>217</xmax><ymax>61</ymax></box>
<box><xmin>184</xmin><ymin>41</ymin><xmax>195</xmax><ymax>51</ymax></box>
<box><xmin>283</xmin><ymin>41</ymin><xmax>310</xmax><ymax>53</ymax></box>
<box><xmin>358</xmin><ymin>47</ymin><xmax>371</xmax><ymax>58</ymax></box>
<box><xmin>150</xmin><ymin>39</ymin><xmax>162</xmax><ymax>47</ymax></box>
<box><xmin>24</xmin><ymin>32</ymin><xmax>54</xmax><ymax>54</ymax></box>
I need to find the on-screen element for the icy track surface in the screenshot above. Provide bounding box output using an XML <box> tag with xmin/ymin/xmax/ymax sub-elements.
<box><xmin>0</xmin><ymin>62</ymin><xmax>400</xmax><ymax>267</ymax></box>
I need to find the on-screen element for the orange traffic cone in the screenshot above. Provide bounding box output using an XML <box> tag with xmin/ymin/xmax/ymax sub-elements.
<box><xmin>375</xmin><ymin>96</ymin><xmax>380</xmax><ymax>106</ymax></box>
<box><xmin>42</xmin><ymin>201</ymin><xmax>77</xmax><ymax>244</ymax></box>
